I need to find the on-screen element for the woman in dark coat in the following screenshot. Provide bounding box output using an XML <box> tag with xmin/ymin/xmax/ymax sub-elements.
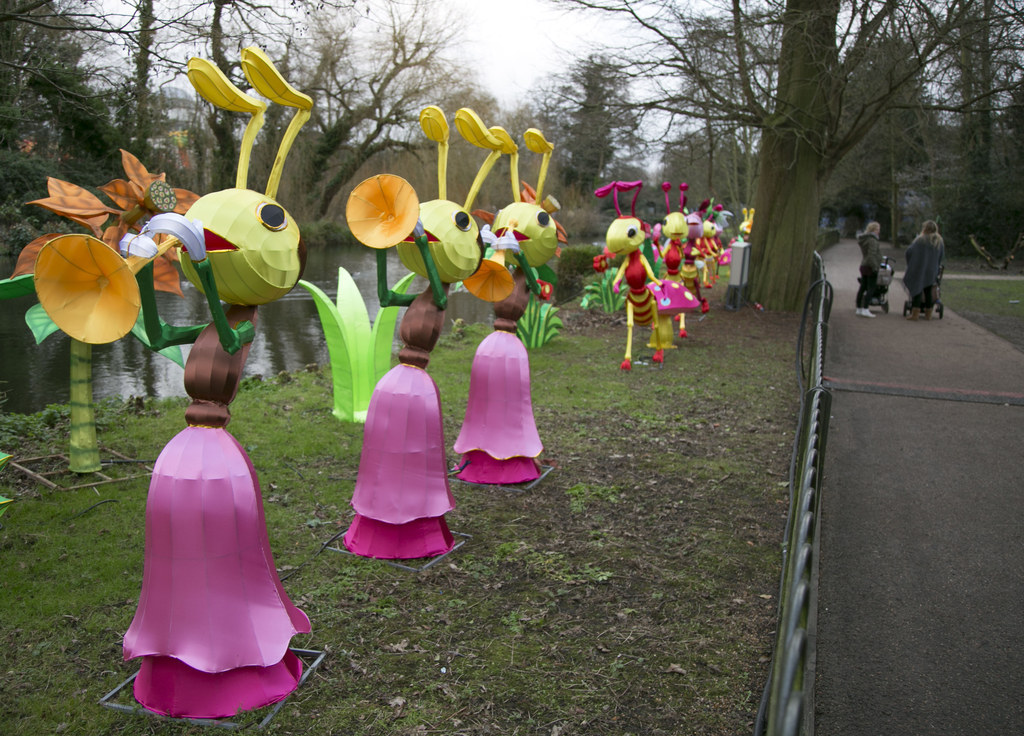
<box><xmin>903</xmin><ymin>220</ymin><xmax>945</xmax><ymax>320</ymax></box>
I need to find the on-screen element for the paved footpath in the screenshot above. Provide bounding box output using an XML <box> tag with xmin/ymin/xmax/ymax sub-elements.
<box><xmin>814</xmin><ymin>240</ymin><xmax>1024</xmax><ymax>735</ymax></box>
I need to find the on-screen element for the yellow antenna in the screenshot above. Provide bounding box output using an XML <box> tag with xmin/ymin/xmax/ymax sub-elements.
<box><xmin>490</xmin><ymin>127</ymin><xmax>520</xmax><ymax>203</ymax></box>
<box><xmin>186</xmin><ymin>57</ymin><xmax>267</xmax><ymax>191</ymax></box>
<box><xmin>240</xmin><ymin>47</ymin><xmax>313</xmax><ymax>199</ymax></box>
<box><xmin>420</xmin><ymin>106</ymin><xmax>450</xmax><ymax>201</ymax></box>
<box><xmin>454</xmin><ymin>108</ymin><xmax>503</xmax><ymax>210</ymax></box>
<box><xmin>523</xmin><ymin>128</ymin><xmax>554</xmax><ymax>202</ymax></box>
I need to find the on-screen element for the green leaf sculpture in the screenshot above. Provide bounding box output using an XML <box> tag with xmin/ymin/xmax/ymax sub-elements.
<box><xmin>299</xmin><ymin>266</ymin><xmax>417</xmax><ymax>422</ymax></box>
<box><xmin>517</xmin><ymin>293</ymin><xmax>563</xmax><ymax>349</ymax></box>
<box><xmin>580</xmin><ymin>269</ymin><xmax>626</xmax><ymax>313</ymax></box>
<box><xmin>0</xmin><ymin>274</ymin><xmax>34</xmax><ymax>299</ymax></box>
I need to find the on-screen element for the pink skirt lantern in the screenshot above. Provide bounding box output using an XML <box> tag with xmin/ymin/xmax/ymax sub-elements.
<box><xmin>343</xmin><ymin>363</ymin><xmax>457</xmax><ymax>559</ymax></box>
<box><xmin>454</xmin><ymin>330</ymin><xmax>543</xmax><ymax>484</ymax></box>
<box><xmin>647</xmin><ymin>280</ymin><xmax>702</xmax><ymax>316</ymax></box>
<box><xmin>123</xmin><ymin>426</ymin><xmax>310</xmax><ymax>718</ymax></box>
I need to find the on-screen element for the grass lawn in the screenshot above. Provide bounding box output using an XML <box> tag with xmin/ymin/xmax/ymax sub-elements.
<box><xmin>0</xmin><ymin>289</ymin><xmax>818</xmax><ymax>735</ymax></box>
<box><xmin>939</xmin><ymin>278</ymin><xmax>1024</xmax><ymax>318</ymax></box>
<box><xmin>939</xmin><ymin>276</ymin><xmax>1024</xmax><ymax>350</ymax></box>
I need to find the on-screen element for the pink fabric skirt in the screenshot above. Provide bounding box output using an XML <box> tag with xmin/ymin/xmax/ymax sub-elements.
<box><xmin>343</xmin><ymin>513</ymin><xmax>455</xmax><ymax>559</ymax></box>
<box><xmin>345</xmin><ymin>363</ymin><xmax>456</xmax><ymax>559</ymax></box>
<box><xmin>123</xmin><ymin>426</ymin><xmax>309</xmax><ymax>717</ymax></box>
<box><xmin>350</xmin><ymin>364</ymin><xmax>455</xmax><ymax>524</ymax></box>
<box><xmin>456</xmin><ymin>450</ymin><xmax>540</xmax><ymax>484</ymax></box>
<box><xmin>453</xmin><ymin>331</ymin><xmax>542</xmax><ymax>484</ymax></box>
<box><xmin>133</xmin><ymin>651</ymin><xmax>303</xmax><ymax>719</ymax></box>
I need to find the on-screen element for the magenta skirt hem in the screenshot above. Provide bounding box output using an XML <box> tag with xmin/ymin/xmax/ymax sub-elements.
<box><xmin>456</xmin><ymin>450</ymin><xmax>540</xmax><ymax>484</ymax></box>
<box><xmin>132</xmin><ymin>650</ymin><xmax>302</xmax><ymax>719</ymax></box>
<box><xmin>343</xmin><ymin>513</ymin><xmax>455</xmax><ymax>559</ymax></box>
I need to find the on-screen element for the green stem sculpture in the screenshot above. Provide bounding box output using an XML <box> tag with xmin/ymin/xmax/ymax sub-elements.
<box><xmin>68</xmin><ymin>339</ymin><xmax>101</xmax><ymax>473</ymax></box>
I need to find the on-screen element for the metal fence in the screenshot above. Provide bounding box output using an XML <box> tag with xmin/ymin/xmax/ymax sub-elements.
<box><xmin>754</xmin><ymin>252</ymin><xmax>833</xmax><ymax>736</ymax></box>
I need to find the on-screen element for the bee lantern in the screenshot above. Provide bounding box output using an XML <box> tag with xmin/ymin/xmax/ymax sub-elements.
<box><xmin>454</xmin><ymin>126</ymin><xmax>563</xmax><ymax>486</ymax></box>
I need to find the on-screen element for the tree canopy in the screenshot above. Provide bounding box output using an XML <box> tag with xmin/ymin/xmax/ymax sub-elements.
<box><xmin>555</xmin><ymin>0</ymin><xmax>1024</xmax><ymax>308</ymax></box>
<box><xmin>3</xmin><ymin>0</ymin><xmax>1024</xmax><ymax>310</ymax></box>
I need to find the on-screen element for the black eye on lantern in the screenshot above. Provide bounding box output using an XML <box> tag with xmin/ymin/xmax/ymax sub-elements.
<box><xmin>257</xmin><ymin>202</ymin><xmax>287</xmax><ymax>231</ymax></box>
<box><xmin>453</xmin><ymin>210</ymin><xmax>472</xmax><ymax>232</ymax></box>
<box><xmin>537</xmin><ymin>211</ymin><xmax>550</xmax><ymax>227</ymax></box>
<box><xmin>627</xmin><ymin>226</ymin><xmax>638</xmax><ymax>238</ymax></box>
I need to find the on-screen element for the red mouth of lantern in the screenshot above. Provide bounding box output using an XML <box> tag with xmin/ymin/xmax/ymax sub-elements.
<box><xmin>204</xmin><ymin>229</ymin><xmax>239</xmax><ymax>252</ymax></box>
<box><xmin>403</xmin><ymin>230</ymin><xmax>440</xmax><ymax>244</ymax></box>
<box><xmin>494</xmin><ymin>227</ymin><xmax>528</xmax><ymax>242</ymax></box>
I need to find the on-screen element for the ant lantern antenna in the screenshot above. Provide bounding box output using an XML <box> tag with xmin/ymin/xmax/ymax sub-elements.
<box><xmin>595</xmin><ymin>180</ymin><xmax>642</xmax><ymax>217</ymax></box>
<box><xmin>619</xmin><ymin>180</ymin><xmax>643</xmax><ymax>217</ymax></box>
<box><xmin>594</xmin><ymin>181</ymin><xmax>622</xmax><ymax>216</ymax></box>
<box><xmin>664</xmin><ymin>182</ymin><xmax>689</xmax><ymax>213</ymax></box>
<box><xmin>454</xmin><ymin>108</ymin><xmax>506</xmax><ymax>210</ymax></box>
<box><xmin>523</xmin><ymin>129</ymin><xmax>554</xmax><ymax>202</ymax></box>
<box><xmin>240</xmin><ymin>47</ymin><xmax>313</xmax><ymax>199</ymax></box>
<box><xmin>490</xmin><ymin>127</ymin><xmax>520</xmax><ymax>203</ymax></box>
<box><xmin>420</xmin><ymin>106</ymin><xmax>450</xmax><ymax>201</ymax></box>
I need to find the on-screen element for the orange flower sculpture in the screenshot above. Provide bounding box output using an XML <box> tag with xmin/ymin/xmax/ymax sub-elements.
<box><xmin>13</xmin><ymin>149</ymin><xmax>198</xmax><ymax>297</ymax></box>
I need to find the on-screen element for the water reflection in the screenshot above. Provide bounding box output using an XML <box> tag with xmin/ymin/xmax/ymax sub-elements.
<box><xmin>0</xmin><ymin>246</ymin><xmax>494</xmax><ymax>414</ymax></box>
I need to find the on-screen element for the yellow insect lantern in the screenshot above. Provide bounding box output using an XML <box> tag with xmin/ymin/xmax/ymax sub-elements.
<box><xmin>606</xmin><ymin>217</ymin><xmax>646</xmax><ymax>257</ymax></box>
<box><xmin>491</xmin><ymin>127</ymin><xmax>559</xmax><ymax>268</ymax></box>
<box><xmin>394</xmin><ymin>106</ymin><xmax>513</xmax><ymax>302</ymax></box>
<box><xmin>740</xmin><ymin>207</ymin><xmax>755</xmax><ymax>237</ymax></box>
<box><xmin>178</xmin><ymin>47</ymin><xmax>313</xmax><ymax>306</ymax></box>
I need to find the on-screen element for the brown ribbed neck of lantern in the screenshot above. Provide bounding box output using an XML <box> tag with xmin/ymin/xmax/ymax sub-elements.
<box><xmin>183</xmin><ymin>305</ymin><xmax>258</xmax><ymax>428</ymax></box>
<box><xmin>398</xmin><ymin>286</ymin><xmax>449</xmax><ymax>370</ymax></box>
<box><xmin>492</xmin><ymin>269</ymin><xmax>529</xmax><ymax>332</ymax></box>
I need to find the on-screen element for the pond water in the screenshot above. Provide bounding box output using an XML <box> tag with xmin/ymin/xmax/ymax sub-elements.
<box><xmin>0</xmin><ymin>246</ymin><xmax>495</xmax><ymax>415</ymax></box>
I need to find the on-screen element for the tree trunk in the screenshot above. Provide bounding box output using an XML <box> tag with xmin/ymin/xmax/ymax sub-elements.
<box><xmin>746</xmin><ymin>0</ymin><xmax>839</xmax><ymax>311</ymax></box>
<box><xmin>130</xmin><ymin>0</ymin><xmax>155</xmax><ymax>162</ymax></box>
<box><xmin>889</xmin><ymin>121</ymin><xmax>900</xmax><ymax>247</ymax></box>
<box><xmin>747</xmin><ymin>128</ymin><xmax>827</xmax><ymax>310</ymax></box>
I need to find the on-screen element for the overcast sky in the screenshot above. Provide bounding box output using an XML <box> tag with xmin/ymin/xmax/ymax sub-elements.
<box><xmin>456</xmin><ymin>0</ymin><xmax>627</xmax><ymax>107</ymax></box>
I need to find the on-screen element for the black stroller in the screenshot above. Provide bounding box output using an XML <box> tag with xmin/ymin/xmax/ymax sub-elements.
<box><xmin>902</xmin><ymin>265</ymin><xmax>945</xmax><ymax>319</ymax></box>
<box><xmin>865</xmin><ymin>255</ymin><xmax>895</xmax><ymax>313</ymax></box>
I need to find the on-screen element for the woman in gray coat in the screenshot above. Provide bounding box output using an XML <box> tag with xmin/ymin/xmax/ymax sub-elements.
<box><xmin>903</xmin><ymin>220</ymin><xmax>945</xmax><ymax>320</ymax></box>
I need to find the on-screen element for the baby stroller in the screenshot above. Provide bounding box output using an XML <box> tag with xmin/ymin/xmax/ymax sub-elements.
<box><xmin>902</xmin><ymin>265</ymin><xmax>945</xmax><ymax>319</ymax></box>
<box><xmin>866</xmin><ymin>256</ymin><xmax>894</xmax><ymax>313</ymax></box>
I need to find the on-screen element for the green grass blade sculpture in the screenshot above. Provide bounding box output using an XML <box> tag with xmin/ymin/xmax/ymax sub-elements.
<box><xmin>517</xmin><ymin>293</ymin><xmax>563</xmax><ymax>349</ymax></box>
<box><xmin>580</xmin><ymin>269</ymin><xmax>626</xmax><ymax>313</ymax></box>
<box><xmin>299</xmin><ymin>267</ymin><xmax>416</xmax><ymax>422</ymax></box>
